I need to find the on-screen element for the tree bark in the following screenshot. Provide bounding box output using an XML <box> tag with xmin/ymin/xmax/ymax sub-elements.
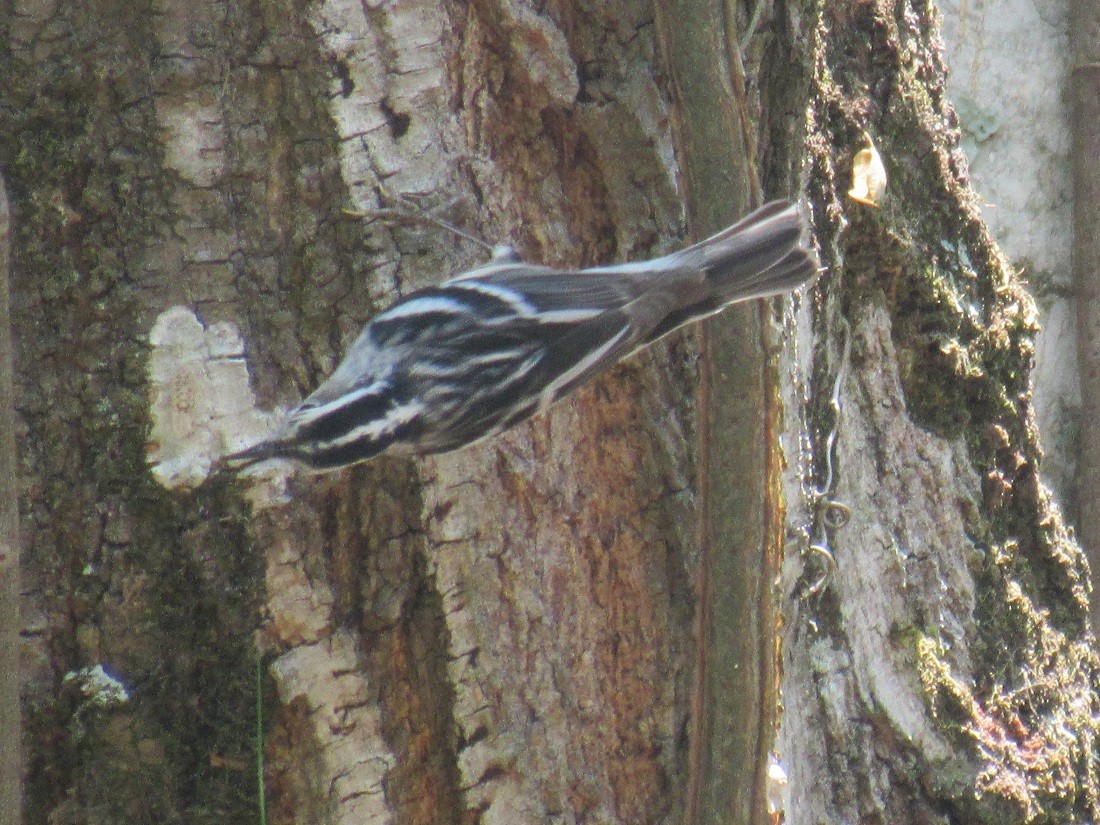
<box><xmin>6</xmin><ymin>1</ymin><xmax>1099</xmax><ymax>825</ymax></box>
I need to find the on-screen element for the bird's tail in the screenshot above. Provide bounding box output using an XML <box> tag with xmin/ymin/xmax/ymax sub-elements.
<box><xmin>637</xmin><ymin>200</ymin><xmax>820</xmax><ymax>344</ymax></box>
<box><xmin>688</xmin><ymin>199</ymin><xmax>820</xmax><ymax>303</ymax></box>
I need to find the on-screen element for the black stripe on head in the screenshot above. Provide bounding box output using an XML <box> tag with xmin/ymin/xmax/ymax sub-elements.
<box><xmin>294</xmin><ymin>436</ymin><xmax>393</xmax><ymax>470</ymax></box>
<box><xmin>442</xmin><ymin>281</ymin><xmax>537</xmax><ymax>319</ymax></box>
<box><xmin>293</xmin><ymin>389</ymin><xmax>392</xmax><ymax>446</ymax></box>
<box><xmin>284</xmin><ymin>374</ymin><xmax>426</xmax><ymax>469</ymax></box>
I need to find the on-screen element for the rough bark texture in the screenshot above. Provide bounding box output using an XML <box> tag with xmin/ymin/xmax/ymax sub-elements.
<box><xmin>778</xmin><ymin>2</ymin><xmax>1100</xmax><ymax>823</ymax></box>
<box><xmin>7</xmin><ymin>1</ymin><xmax>1099</xmax><ymax>825</ymax></box>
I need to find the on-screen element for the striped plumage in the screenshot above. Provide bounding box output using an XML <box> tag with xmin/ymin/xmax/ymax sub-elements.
<box><xmin>229</xmin><ymin>199</ymin><xmax>820</xmax><ymax>471</ymax></box>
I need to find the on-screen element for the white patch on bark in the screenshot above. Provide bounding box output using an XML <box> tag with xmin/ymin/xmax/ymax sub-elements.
<box><xmin>258</xmin><ymin>495</ymin><xmax>399</xmax><ymax>824</ymax></box>
<box><xmin>424</xmin><ymin>450</ymin><xmax>538</xmax><ymax>822</ymax></box>
<box><xmin>265</xmin><ymin>530</ymin><xmax>337</xmax><ymax>647</ymax></box>
<box><xmin>310</xmin><ymin>0</ymin><xmax>447</xmax><ymax>192</ymax></box>
<box><xmin>146</xmin><ymin>306</ymin><xmax>284</xmax><ymax>497</ymax></box>
<box><xmin>154</xmin><ymin>97</ymin><xmax>224</xmax><ymax>189</ymax></box>
<box><xmin>308</xmin><ymin>0</ymin><xmax>456</xmax><ymax>299</ymax></box>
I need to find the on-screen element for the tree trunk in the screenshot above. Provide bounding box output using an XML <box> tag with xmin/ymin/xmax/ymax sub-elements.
<box><xmin>778</xmin><ymin>2</ymin><xmax>1100</xmax><ymax>823</ymax></box>
<box><xmin>7</xmin><ymin>1</ymin><xmax>1098</xmax><ymax>825</ymax></box>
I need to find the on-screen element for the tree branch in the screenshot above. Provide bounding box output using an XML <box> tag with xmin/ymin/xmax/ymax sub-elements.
<box><xmin>0</xmin><ymin>172</ymin><xmax>22</xmax><ymax>825</ymax></box>
<box><xmin>1070</xmin><ymin>0</ymin><xmax>1100</xmax><ymax>630</ymax></box>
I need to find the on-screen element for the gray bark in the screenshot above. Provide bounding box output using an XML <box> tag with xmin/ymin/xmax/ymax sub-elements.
<box><xmin>940</xmin><ymin>0</ymin><xmax>1079</xmax><ymax>513</ymax></box>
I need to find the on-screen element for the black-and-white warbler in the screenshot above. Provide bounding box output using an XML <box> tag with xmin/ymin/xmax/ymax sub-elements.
<box><xmin>230</xmin><ymin>200</ymin><xmax>819</xmax><ymax>471</ymax></box>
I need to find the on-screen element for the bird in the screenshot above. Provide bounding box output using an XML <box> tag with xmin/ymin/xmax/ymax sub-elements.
<box><xmin>227</xmin><ymin>199</ymin><xmax>820</xmax><ymax>471</ymax></box>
